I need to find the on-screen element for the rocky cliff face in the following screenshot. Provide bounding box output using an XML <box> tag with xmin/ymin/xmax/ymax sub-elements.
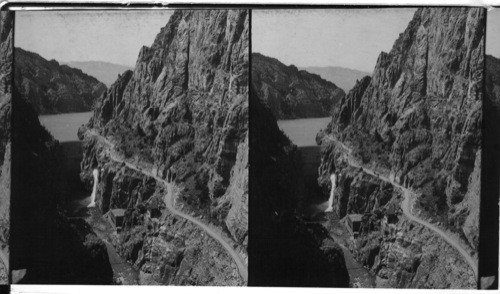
<box><xmin>317</xmin><ymin>7</ymin><xmax>484</xmax><ymax>288</ymax></box>
<box><xmin>252</xmin><ymin>53</ymin><xmax>345</xmax><ymax>119</ymax></box>
<box><xmin>80</xmin><ymin>10</ymin><xmax>248</xmax><ymax>285</ymax></box>
<box><xmin>6</xmin><ymin>15</ymin><xmax>113</xmax><ymax>284</ymax></box>
<box><xmin>249</xmin><ymin>86</ymin><xmax>349</xmax><ymax>286</ymax></box>
<box><xmin>0</xmin><ymin>11</ymin><xmax>13</xmax><ymax>284</ymax></box>
<box><xmin>14</xmin><ymin>48</ymin><xmax>106</xmax><ymax>114</ymax></box>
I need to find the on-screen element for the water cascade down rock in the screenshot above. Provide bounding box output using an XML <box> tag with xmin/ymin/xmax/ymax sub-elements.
<box><xmin>325</xmin><ymin>173</ymin><xmax>337</xmax><ymax>212</ymax></box>
<box><xmin>87</xmin><ymin>169</ymin><xmax>98</xmax><ymax>208</ymax></box>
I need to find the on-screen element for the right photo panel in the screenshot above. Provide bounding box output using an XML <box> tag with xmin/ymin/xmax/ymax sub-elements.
<box><xmin>249</xmin><ymin>7</ymin><xmax>487</xmax><ymax>289</ymax></box>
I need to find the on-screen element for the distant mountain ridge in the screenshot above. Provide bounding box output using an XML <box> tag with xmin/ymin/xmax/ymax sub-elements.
<box><xmin>14</xmin><ymin>48</ymin><xmax>107</xmax><ymax>114</ymax></box>
<box><xmin>63</xmin><ymin>61</ymin><xmax>133</xmax><ymax>87</ymax></box>
<box><xmin>300</xmin><ymin>66</ymin><xmax>370</xmax><ymax>92</ymax></box>
<box><xmin>252</xmin><ymin>53</ymin><xmax>345</xmax><ymax>120</ymax></box>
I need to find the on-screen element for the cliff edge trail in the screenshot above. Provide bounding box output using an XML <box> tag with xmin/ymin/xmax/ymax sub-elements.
<box><xmin>86</xmin><ymin>130</ymin><xmax>248</xmax><ymax>282</ymax></box>
<box><xmin>327</xmin><ymin>135</ymin><xmax>478</xmax><ymax>279</ymax></box>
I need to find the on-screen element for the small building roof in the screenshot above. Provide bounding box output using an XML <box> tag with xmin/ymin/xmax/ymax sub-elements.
<box><xmin>348</xmin><ymin>214</ymin><xmax>363</xmax><ymax>222</ymax></box>
<box><xmin>110</xmin><ymin>208</ymin><xmax>126</xmax><ymax>217</ymax></box>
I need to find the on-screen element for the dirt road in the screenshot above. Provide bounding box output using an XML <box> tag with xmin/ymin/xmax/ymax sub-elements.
<box><xmin>87</xmin><ymin>130</ymin><xmax>248</xmax><ymax>282</ymax></box>
<box><xmin>330</xmin><ymin>136</ymin><xmax>478</xmax><ymax>278</ymax></box>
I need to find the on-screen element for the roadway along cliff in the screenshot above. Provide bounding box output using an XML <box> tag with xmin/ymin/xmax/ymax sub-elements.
<box><xmin>85</xmin><ymin>130</ymin><xmax>248</xmax><ymax>282</ymax></box>
<box><xmin>327</xmin><ymin>136</ymin><xmax>478</xmax><ymax>278</ymax></box>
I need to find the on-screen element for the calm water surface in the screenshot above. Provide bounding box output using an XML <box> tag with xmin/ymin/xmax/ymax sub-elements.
<box><xmin>277</xmin><ymin>117</ymin><xmax>331</xmax><ymax>147</ymax></box>
<box><xmin>39</xmin><ymin>111</ymin><xmax>93</xmax><ymax>142</ymax></box>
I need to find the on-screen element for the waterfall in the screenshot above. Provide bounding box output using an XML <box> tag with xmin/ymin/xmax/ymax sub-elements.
<box><xmin>325</xmin><ymin>173</ymin><xmax>336</xmax><ymax>212</ymax></box>
<box><xmin>87</xmin><ymin>169</ymin><xmax>99</xmax><ymax>208</ymax></box>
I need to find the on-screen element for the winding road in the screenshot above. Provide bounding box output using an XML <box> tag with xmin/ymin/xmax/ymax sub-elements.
<box><xmin>329</xmin><ymin>136</ymin><xmax>478</xmax><ymax>278</ymax></box>
<box><xmin>87</xmin><ymin>130</ymin><xmax>248</xmax><ymax>282</ymax></box>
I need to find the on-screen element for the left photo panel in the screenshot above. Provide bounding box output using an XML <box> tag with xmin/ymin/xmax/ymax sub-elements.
<box><xmin>8</xmin><ymin>9</ymin><xmax>248</xmax><ymax>285</ymax></box>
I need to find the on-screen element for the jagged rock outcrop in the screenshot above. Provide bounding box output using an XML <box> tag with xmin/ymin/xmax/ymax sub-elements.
<box><xmin>317</xmin><ymin>7</ymin><xmax>484</xmax><ymax>288</ymax></box>
<box><xmin>79</xmin><ymin>10</ymin><xmax>248</xmax><ymax>285</ymax></box>
<box><xmin>0</xmin><ymin>11</ymin><xmax>13</xmax><ymax>284</ymax></box>
<box><xmin>249</xmin><ymin>87</ymin><xmax>349</xmax><ymax>287</ymax></box>
<box><xmin>6</xmin><ymin>14</ymin><xmax>113</xmax><ymax>284</ymax></box>
<box><xmin>14</xmin><ymin>48</ymin><xmax>106</xmax><ymax>114</ymax></box>
<box><xmin>252</xmin><ymin>53</ymin><xmax>345</xmax><ymax>119</ymax></box>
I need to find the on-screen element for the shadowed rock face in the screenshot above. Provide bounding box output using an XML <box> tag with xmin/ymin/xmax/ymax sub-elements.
<box><xmin>80</xmin><ymin>10</ymin><xmax>248</xmax><ymax>285</ymax></box>
<box><xmin>249</xmin><ymin>87</ymin><xmax>349</xmax><ymax>287</ymax></box>
<box><xmin>317</xmin><ymin>7</ymin><xmax>484</xmax><ymax>288</ymax></box>
<box><xmin>479</xmin><ymin>54</ymin><xmax>500</xmax><ymax>288</ymax></box>
<box><xmin>14</xmin><ymin>48</ymin><xmax>106</xmax><ymax>114</ymax></box>
<box><xmin>252</xmin><ymin>53</ymin><xmax>345</xmax><ymax>119</ymax></box>
<box><xmin>5</xmin><ymin>14</ymin><xmax>113</xmax><ymax>284</ymax></box>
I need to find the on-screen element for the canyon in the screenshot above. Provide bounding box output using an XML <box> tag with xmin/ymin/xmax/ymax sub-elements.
<box><xmin>0</xmin><ymin>6</ymin><xmax>497</xmax><ymax>288</ymax></box>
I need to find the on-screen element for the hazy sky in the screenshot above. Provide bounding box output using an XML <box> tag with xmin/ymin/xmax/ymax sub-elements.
<box><xmin>253</xmin><ymin>8</ymin><xmax>417</xmax><ymax>73</ymax></box>
<box><xmin>15</xmin><ymin>10</ymin><xmax>173</xmax><ymax>67</ymax></box>
<box><xmin>487</xmin><ymin>8</ymin><xmax>500</xmax><ymax>58</ymax></box>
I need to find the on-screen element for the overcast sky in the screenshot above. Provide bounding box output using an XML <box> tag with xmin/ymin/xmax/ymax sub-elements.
<box><xmin>252</xmin><ymin>8</ymin><xmax>418</xmax><ymax>73</ymax></box>
<box><xmin>15</xmin><ymin>10</ymin><xmax>173</xmax><ymax>67</ymax></box>
<box><xmin>14</xmin><ymin>8</ymin><xmax>500</xmax><ymax>69</ymax></box>
<box><xmin>487</xmin><ymin>8</ymin><xmax>500</xmax><ymax>57</ymax></box>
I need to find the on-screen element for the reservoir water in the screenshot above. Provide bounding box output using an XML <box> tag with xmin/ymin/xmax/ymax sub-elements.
<box><xmin>278</xmin><ymin>117</ymin><xmax>330</xmax><ymax>208</ymax></box>
<box><xmin>39</xmin><ymin>111</ymin><xmax>93</xmax><ymax>142</ymax></box>
<box><xmin>277</xmin><ymin>117</ymin><xmax>330</xmax><ymax>147</ymax></box>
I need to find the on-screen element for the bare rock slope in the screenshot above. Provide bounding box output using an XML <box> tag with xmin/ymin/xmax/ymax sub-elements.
<box><xmin>318</xmin><ymin>7</ymin><xmax>484</xmax><ymax>288</ymax></box>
